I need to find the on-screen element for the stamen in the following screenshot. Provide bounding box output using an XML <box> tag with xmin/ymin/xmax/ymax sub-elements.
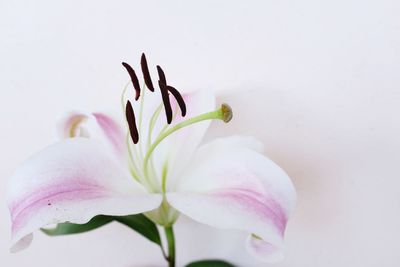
<box><xmin>159</xmin><ymin>81</ymin><xmax>173</xmax><ymax>124</ymax></box>
<box><xmin>166</xmin><ymin>85</ymin><xmax>186</xmax><ymax>117</ymax></box>
<box><xmin>125</xmin><ymin>100</ymin><xmax>139</xmax><ymax>144</ymax></box>
<box><xmin>157</xmin><ymin>65</ymin><xmax>186</xmax><ymax>117</ymax></box>
<box><xmin>122</xmin><ymin>62</ymin><xmax>141</xmax><ymax>100</ymax></box>
<box><xmin>157</xmin><ymin>65</ymin><xmax>167</xmax><ymax>85</ymax></box>
<box><xmin>141</xmin><ymin>53</ymin><xmax>155</xmax><ymax>92</ymax></box>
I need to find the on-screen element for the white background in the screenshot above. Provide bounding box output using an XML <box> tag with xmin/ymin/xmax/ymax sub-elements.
<box><xmin>1</xmin><ymin>0</ymin><xmax>399</xmax><ymax>266</ymax></box>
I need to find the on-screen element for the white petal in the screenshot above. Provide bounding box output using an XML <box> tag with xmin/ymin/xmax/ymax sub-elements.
<box><xmin>192</xmin><ymin>135</ymin><xmax>265</xmax><ymax>154</ymax></box>
<box><xmin>152</xmin><ymin>89</ymin><xmax>216</xmax><ymax>188</ymax></box>
<box><xmin>167</xmin><ymin>136</ymin><xmax>296</xmax><ymax>262</ymax></box>
<box><xmin>7</xmin><ymin>138</ymin><xmax>162</xmax><ymax>252</ymax></box>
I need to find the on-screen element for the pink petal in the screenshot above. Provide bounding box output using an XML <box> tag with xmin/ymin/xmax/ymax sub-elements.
<box><xmin>92</xmin><ymin>112</ymin><xmax>125</xmax><ymax>153</ymax></box>
<box><xmin>58</xmin><ymin>112</ymin><xmax>125</xmax><ymax>157</ymax></box>
<box><xmin>246</xmin><ymin>235</ymin><xmax>284</xmax><ymax>263</ymax></box>
<box><xmin>7</xmin><ymin>138</ymin><xmax>162</xmax><ymax>252</ymax></box>
<box><xmin>167</xmin><ymin>136</ymin><xmax>296</xmax><ymax>263</ymax></box>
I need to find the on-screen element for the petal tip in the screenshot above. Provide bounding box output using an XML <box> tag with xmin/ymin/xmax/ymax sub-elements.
<box><xmin>246</xmin><ymin>234</ymin><xmax>285</xmax><ymax>263</ymax></box>
<box><xmin>10</xmin><ymin>233</ymin><xmax>33</xmax><ymax>253</ymax></box>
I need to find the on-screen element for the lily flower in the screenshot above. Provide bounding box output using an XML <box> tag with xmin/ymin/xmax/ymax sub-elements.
<box><xmin>7</xmin><ymin>54</ymin><xmax>296</xmax><ymax>264</ymax></box>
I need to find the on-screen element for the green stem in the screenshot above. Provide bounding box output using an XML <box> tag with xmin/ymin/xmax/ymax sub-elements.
<box><xmin>164</xmin><ymin>226</ymin><xmax>176</xmax><ymax>267</ymax></box>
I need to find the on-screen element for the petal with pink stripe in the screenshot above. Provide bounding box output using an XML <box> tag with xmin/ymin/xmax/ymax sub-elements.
<box><xmin>167</xmin><ymin>136</ymin><xmax>296</xmax><ymax>262</ymax></box>
<box><xmin>57</xmin><ymin>112</ymin><xmax>126</xmax><ymax>158</ymax></box>
<box><xmin>7</xmin><ymin>138</ymin><xmax>162</xmax><ymax>252</ymax></box>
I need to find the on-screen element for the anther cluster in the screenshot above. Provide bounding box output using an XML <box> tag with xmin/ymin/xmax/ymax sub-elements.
<box><xmin>122</xmin><ymin>53</ymin><xmax>187</xmax><ymax>144</ymax></box>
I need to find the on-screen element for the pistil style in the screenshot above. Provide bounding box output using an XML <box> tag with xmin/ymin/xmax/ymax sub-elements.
<box><xmin>143</xmin><ymin>103</ymin><xmax>233</xmax><ymax>192</ymax></box>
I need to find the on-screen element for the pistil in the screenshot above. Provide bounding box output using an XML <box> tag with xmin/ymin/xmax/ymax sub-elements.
<box><xmin>143</xmin><ymin>103</ymin><xmax>233</xmax><ymax>192</ymax></box>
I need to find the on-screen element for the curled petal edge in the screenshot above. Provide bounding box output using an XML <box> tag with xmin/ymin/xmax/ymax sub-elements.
<box><xmin>57</xmin><ymin>111</ymin><xmax>126</xmax><ymax>157</ymax></box>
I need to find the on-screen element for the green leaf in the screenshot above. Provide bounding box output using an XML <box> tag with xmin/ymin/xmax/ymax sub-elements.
<box><xmin>41</xmin><ymin>214</ymin><xmax>161</xmax><ymax>246</ymax></box>
<box><xmin>185</xmin><ymin>260</ymin><xmax>236</xmax><ymax>267</ymax></box>
<box><xmin>114</xmin><ymin>214</ymin><xmax>161</xmax><ymax>245</ymax></box>
<box><xmin>41</xmin><ymin>215</ymin><xmax>113</xmax><ymax>235</ymax></box>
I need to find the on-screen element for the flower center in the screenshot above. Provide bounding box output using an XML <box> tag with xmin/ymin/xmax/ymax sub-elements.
<box><xmin>122</xmin><ymin>81</ymin><xmax>232</xmax><ymax>193</ymax></box>
<box><xmin>121</xmin><ymin>54</ymin><xmax>232</xmax><ymax>225</ymax></box>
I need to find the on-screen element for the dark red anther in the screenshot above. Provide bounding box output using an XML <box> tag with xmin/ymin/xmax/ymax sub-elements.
<box><xmin>157</xmin><ymin>65</ymin><xmax>167</xmax><ymax>85</ymax></box>
<box><xmin>125</xmin><ymin>100</ymin><xmax>139</xmax><ymax>144</ymax></box>
<box><xmin>141</xmin><ymin>53</ymin><xmax>155</xmax><ymax>92</ymax></box>
<box><xmin>158</xmin><ymin>81</ymin><xmax>173</xmax><ymax>124</ymax></box>
<box><xmin>166</xmin><ymin>85</ymin><xmax>186</xmax><ymax>117</ymax></box>
<box><xmin>122</xmin><ymin>62</ymin><xmax>140</xmax><ymax>101</ymax></box>
<box><xmin>157</xmin><ymin>65</ymin><xmax>186</xmax><ymax>117</ymax></box>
